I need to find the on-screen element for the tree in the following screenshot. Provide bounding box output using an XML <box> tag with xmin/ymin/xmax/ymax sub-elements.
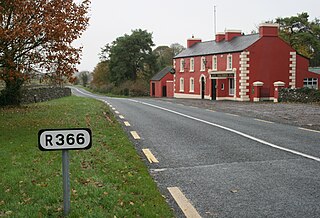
<box><xmin>153</xmin><ymin>46</ymin><xmax>174</xmax><ymax>71</ymax></box>
<box><xmin>275</xmin><ymin>12</ymin><xmax>320</xmax><ymax>66</ymax></box>
<box><xmin>0</xmin><ymin>0</ymin><xmax>90</xmax><ymax>105</ymax></box>
<box><xmin>91</xmin><ymin>60</ymin><xmax>109</xmax><ymax>88</ymax></box>
<box><xmin>170</xmin><ymin>43</ymin><xmax>185</xmax><ymax>56</ymax></box>
<box><xmin>79</xmin><ymin>71</ymin><xmax>90</xmax><ymax>87</ymax></box>
<box><xmin>108</xmin><ymin>29</ymin><xmax>157</xmax><ymax>85</ymax></box>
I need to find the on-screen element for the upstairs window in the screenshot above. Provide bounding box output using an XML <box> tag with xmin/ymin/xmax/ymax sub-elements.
<box><xmin>190</xmin><ymin>58</ymin><xmax>194</xmax><ymax>72</ymax></box>
<box><xmin>212</xmin><ymin>56</ymin><xmax>217</xmax><ymax>71</ymax></box>
<box><xmin>227</xmin><ymin>54</ymin><xmax>232</xmax><ymax>70</ymax></box>
<box><xmin>201</xmin><ymin>57</ymin><xmax>206</xmax><ymax>71</ymax></box>
<box><xmin>180</xmin><ymin>59</ymin><xmax>185</xmax><ymax>72</ymax></box>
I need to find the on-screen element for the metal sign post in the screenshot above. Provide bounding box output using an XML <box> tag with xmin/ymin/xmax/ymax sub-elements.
<box><xmin>38</xmin><ymin>128</ymin><xmax>92</xmax><ymax>216</ymax></box>
<box><xmin>62</xmin><ymin>150</ymin><xmax>70</xmax><ymax>216</ymax></box>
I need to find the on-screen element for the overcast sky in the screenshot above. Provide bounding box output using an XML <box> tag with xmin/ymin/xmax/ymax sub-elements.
<box><xmin>74</xmin><ymin>0</ymin><xmax>320</xmax><ymax>72</ymax></box>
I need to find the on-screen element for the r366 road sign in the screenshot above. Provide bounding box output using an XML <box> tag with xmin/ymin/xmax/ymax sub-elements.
<box><xmin>38</xmin><ymin>128</ymin><xmax>92</xmax><ymax>151</ymax></box>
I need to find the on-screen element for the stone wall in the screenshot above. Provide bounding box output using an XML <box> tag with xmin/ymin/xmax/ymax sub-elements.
<box><xmin>21</xmin><ymin>86</ymin><xmax>71</xmax><ymax>104</ymax></box>
<box><xmin>279</xmin><ymin>88</ymin><xmax>320</xmax><ymax>103</ymax></box>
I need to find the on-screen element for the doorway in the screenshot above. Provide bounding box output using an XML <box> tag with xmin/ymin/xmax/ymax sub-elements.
<box><xmin>162</xmin><ymin>86</ymin><xmax>167</xmax><ymax>97</ymax></box>
<box><xmin>151</xmin><ymin>83</ymin><xmax>155</xmax><ymax>96</ymax></box>
<box><xmin>201</xmin><ymin>77</ymin><xmax>205</xmax><ymax>99</ymax></box>
<box><xmin>211</xmin><ymin>79</ymin><xmax>216</xmax><ymax>100</ymax></box>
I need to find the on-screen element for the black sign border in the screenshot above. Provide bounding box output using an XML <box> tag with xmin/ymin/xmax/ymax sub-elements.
<box><xmin>38</xmin><ymin>128</ymin><xmax>92</xmax><ymax>151</ymax></box>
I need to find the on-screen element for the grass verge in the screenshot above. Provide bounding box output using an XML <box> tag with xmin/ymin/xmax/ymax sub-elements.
<box><xmin>0</xmin><ymin>96</ymin><xmax>174</xmax><ymax>217</ymax></box>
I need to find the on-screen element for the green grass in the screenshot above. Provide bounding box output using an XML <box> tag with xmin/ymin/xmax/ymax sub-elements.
<box><xmin>0</xmin><ymin>96</ymin><xmax>174</xmax><ymax>217</ymax></box>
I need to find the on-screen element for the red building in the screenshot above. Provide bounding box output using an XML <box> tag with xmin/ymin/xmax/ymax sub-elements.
<box><xmin>173</xmin><ymin>23</ymin><xmax>320</xmax><ymax>102</ymax></box>
<box><xmin>150</xmin><ymin>66</ymin><xmax>174</xmax><ymax>97</ymax></box>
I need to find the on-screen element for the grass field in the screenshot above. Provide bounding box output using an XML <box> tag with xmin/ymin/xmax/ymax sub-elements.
<box><xmin>0</xmin><ymin>96</ymin><xmax>174</xmax><ymax>217</ymax></box>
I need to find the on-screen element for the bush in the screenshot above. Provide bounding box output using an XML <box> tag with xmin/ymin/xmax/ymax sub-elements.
<box><xmin>90</xmin><ymin>79</ymin><xmax>149</xmax><ymax>97</ymax></box>
<box><xmin>280</xmin><ymin>87</ymin><xmax>320</xmax><ymax>103</ymax></box>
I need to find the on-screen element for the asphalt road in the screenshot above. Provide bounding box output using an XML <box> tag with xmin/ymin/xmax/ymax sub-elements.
<box><xmin>71</xmin><ymin>87</ymin><xmax>320</xmax><ymax>218</ymax></box>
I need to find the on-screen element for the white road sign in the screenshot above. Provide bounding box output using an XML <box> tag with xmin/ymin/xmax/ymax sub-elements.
<box><xmin>38</xmin><ymin>128</ymin><xmax>92</xmax><ymax>151</ymax></box>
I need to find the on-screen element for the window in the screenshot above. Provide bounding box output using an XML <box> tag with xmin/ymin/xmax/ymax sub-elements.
<box><xmin>180</xmin><ymin>59</ymin><xmax>185</xmax><ymax>72</ymax></box>
<box><xmin>180</xmin><ymin>78</ymin><xmax>184</xmax><ymax>92</ymax></box>
<box><xmin>212</xmin><ymin>56</ymin><xmax>217</xmax><ymax>71</ymax></box>
<box><xmin>190</xmin><ymin>58</ymin><xmax>194</xmax><ymax>72</ymax></box>
<box><xmin>190</xmin><ymin>78</ymin><xmax>194</xmax><ymax>92</ymax></box>
<box><xmin>304</xmin><ymin>78</ymin><xmax>318</xmax><ymax>89</ymax></box>
<box><xmin>227</xmin><ymin>54</ymin><xmax>232</xmax><ymax>70</ymax></box>
<box><xmin>200</xmin><ymin>57</ymin><xmax>206</xmax><ymax>71</ymax></box>
<box><xmin>221</xmin><ymin>83</ymin><xmax>224</xmax><ymax>90</ymax></box>
<box><xmin>229</xmin><ymin>78</ymin><xmax>234</xmax><ymax>95</ymax></box>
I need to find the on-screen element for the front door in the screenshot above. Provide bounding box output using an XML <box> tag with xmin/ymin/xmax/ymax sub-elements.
<box><xmin>201</xmin><ymin>77</ymin><xmax>205</xmax><ymax>99</ymax></box>
<box><xmin>151</xmin><ymin>83</ymin><xmax>155</xmax><ymax>96</ymax></box>
<box><xmin>211</xmin><ymin>79</ymin><xmax>216</xmax><ymax>100</ymax></box>
<box><xmin>162</xmin><ymin>86</ymin><xmax>167</xmax><ymax>97</ymax></box>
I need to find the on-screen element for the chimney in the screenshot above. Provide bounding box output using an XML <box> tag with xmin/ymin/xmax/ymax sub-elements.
<box><xmin>225</xmin><ymin>30</ymin><xmax>242</xmax><ymax>41</ymax></box>
<box><xmin>259</xmin><ymin>23</ymin><xmax>279</xmax><ymax>37</ymax></box>
<box><xmin>215</xmin><ymin>32</ymin><xmax>225</xmax><ymax>42</ymax></box>
<box><xmin>187</xmin><ymin>35</ymin><xmax>202</xmax><ymax>48</ymax></box>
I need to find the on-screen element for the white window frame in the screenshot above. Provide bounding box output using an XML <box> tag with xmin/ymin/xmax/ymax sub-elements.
<box><xmin>190</xmin><ymin>77</ymin><xmax>194</xmax><ymax>92</ymax></box>
<box><xmin>229</xmin><ymin>78</ymin><xmax>235</xmax><ymax>95</ymax></box>
<box><xmin>180</xmin><ymin>59</ymin><xmax>185</xmax><ymax>72</ymax></box>
<box><xmin>200</xmin><ymin>56</ymin><xmax>206</xmax><ymax>71</ymax></box>
<box><xmin>304</xmin><ymin>78</ymin><xmax>318</xmax><ymax>89</ymax></box>
<box><xmin>180</xmin><ymin>78</ymin><xmax>184</xmax><ymax>92</ymax></box>
<box><xmin>190</xmin><ymin>58</ymin><xmax>194</xmax><ymax>72</ymax></box>
<box><xmin>212</xmin><ymin>55</ymin><xmax>217</xmax><ymax>71</ymax></box>
<box><xmin>227</xmin><ymin>54</ymin><xmax>232</xmax><ymax>71</ymax></box>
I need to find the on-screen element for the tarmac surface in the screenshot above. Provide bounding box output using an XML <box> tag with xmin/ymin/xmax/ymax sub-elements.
<box><xmin>157</xmin><ymin>98</ymin><xmax>320</xmax><ymax>131</ymax></box>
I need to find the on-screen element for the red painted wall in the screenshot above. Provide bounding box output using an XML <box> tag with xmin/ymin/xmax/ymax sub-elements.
<box><xmin>150</xmin><ymin>72</ymin><xmax>174</xmax><ymax>97</ymax></box>
<box><xmin>247</xmin><ymin>37</ymin><xmax>293</xmax><ymax>99</ymax></box>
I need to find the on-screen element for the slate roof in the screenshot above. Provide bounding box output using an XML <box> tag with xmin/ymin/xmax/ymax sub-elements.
<box><xmin>309</xmin><ymin>67</ymin><xmax>320</xmax><ymax>74</ymax></box>
<box><xmin>174</xmin><ymin>34</ymin><xmax>260</xmax><ymax>58</ymax></box>
<box><xmin>150</xmin><ymin>66</ymin><xmax>173</xmax><ymax>81</ymax></box>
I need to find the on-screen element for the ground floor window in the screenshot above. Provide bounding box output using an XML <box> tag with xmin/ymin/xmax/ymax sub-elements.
<box><xmin>190</xmin><ymin>78</ymin><xmax>194</xmax><ymax>92</ymax></box>
<box><xmin>180</xmin><ymin>78</ymin><xmax>184</xmax><ymax>92</ymax></box>
<box><xmin>229</xmin><ymin>78</ymin><xmax>234</xmax><ymax>95</ymax></box>
<box><xmin>304</xmin><ymin>78</ymin><xmax>318</xmax><ymax>89</ymax></box>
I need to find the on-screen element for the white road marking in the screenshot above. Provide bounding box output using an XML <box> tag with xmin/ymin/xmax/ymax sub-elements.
<box><xmin>130</xmin><ymin>131</ymin><xmax>140</xmax><ymax>140</ymax></box>
<box><xmin>254</xmin><ymin>119</ymin><xmax>274</xmax><ymax>124</ymax></box>
<box><xmin>167</xmin><ymin>187</ymin><xmax>201</xmax><ymax>218</ymax></box>
<box><xmin>112</xmin><ymin>107</ymin><xmax>116</xmax><ymax>110</ymax></box>
<box><xmin>124</xmin><ymin>121</ymin><xmax>131</xmax><ymax>126</ymax></box>
<box><xmin>151</xmin><ymin>168</ymin><xmax>167</xmax><ymax>172</ymax></box>
<box><xmin>206</xmin><ymin>109</ymin><xmax>215</xmax><ymax>112</ymax></box>
<box><xmin>115</xmin><ymin>111</ymin><xmax>120</xmax><ymax>114</ymax></box>
<box><xmin>128</xmin><ymin>99</ymin><xmax>320</xmax><ymax>162</ymax></box>
<box><xmin>119</xmin><ymin>115</ymin><xmax>125</xmax><ymax>119</ymax></box>
<box><xmin>225</xmin><ymin>113</ymin><xmax>239</xmax><ymax>117</ymax></box>
<box><xmin>142</xmin><ymin>149</ymin><xmax>159</xmax><ymax>163</ymax></box>
<box><xmin>298</xmin><ymin>127</ymin><xmax>320</xmax><ymax>134</ymax></box>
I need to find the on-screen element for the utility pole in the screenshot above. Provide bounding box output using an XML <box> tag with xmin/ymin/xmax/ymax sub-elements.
<box><xmin>214</xmin><ymin>5</ymin><xmax>217</xmax><ymax>37</ymax></box>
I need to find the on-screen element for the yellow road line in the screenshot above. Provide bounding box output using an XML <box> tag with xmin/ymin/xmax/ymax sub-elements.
<box><xmin>130</xmin><ymin>131</ymin><xmax>140</xmax><ymax>139</ymax></box>
<box><xmin>124</xmin><ymin>121</ymin><xmax>131</xmax><ymax>126</ymax></box>
<box><xmin>142</xmin><ymin>149</ymin><xmax>159</xmax><ymax>163</ymax></box>
<box><xmin>119</xmin><ymin>115</ymin><xmax>125</xmax><ymax>119</ymax></box>
<box><xmin>298</xmin><ymin>127</ymin><xmax>320</xmax><ymax>134</ymax></box>
<box><xmin>167</xmin><ymin>187</ymin><xmax>201</xmax><ymax>218</ymax></box>
<box><xmin>254</xmin><ymin>118</ymin><xmax>274</xmax><ymax>124</ymax></box>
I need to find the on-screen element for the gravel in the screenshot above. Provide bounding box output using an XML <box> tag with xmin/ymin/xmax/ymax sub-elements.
<box><xmin>156</xmin><ymin>98</ymin><xmax>320</xmax><ymax>131</ymax></box>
